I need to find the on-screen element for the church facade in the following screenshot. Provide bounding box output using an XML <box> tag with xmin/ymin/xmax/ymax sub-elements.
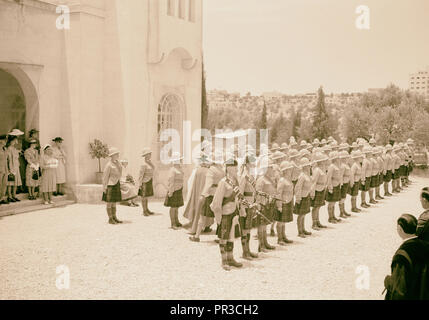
<box><xmin>0</xmin><ymin>0</ymin><xmax>203</xmax><ymax>200</ymax></box>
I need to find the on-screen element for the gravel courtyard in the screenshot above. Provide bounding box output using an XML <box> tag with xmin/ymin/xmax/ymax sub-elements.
<box><xmin>1</xmin><ymin>177</ymin><xmax>427</xmax><ymax>300</ymax></box>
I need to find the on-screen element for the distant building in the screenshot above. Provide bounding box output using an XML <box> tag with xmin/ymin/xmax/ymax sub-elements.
<box><xmin>409</xmin><ymin>67</ymin><xmax>429</xmax><ymax>99</ymax></box>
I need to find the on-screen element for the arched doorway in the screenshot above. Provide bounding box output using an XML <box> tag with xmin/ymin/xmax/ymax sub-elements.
<box><xmin>157</xmin><ymin>93</ymin><xmax>184</xmax><ymax>163</ymax></box>
<box><xmin>0</xmin><ymin>68</ymin><xmax>26</xmax><ymax>134</ymax></box>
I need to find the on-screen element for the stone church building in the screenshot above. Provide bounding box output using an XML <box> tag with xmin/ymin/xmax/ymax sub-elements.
<box><xmin>0</xmin><ymin>0</ymin><xmax>203</xmax><ymax>201</ymax></box>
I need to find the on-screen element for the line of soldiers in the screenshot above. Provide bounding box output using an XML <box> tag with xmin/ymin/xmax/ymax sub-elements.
<box><xmin>183</xmin><ymin>136</ymin><xmax>416</xmax><ymax>271</ymax></box>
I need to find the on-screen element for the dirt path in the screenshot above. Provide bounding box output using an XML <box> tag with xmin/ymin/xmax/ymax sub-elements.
<box><xmin>0</xmin><ymin>177</ymin><xmax>426</xmax><ymax>300</ymax></box>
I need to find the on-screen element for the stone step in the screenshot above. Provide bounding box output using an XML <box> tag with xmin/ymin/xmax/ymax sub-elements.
<box><xmin>0</xmin><ymin>196</ymin><xmax>75</xmax><ymax>217</ymax></box>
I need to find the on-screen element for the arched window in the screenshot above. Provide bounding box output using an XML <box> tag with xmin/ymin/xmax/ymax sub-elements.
<box><xmin>157</xmin><ymin>93</ymin><xmax>184</xmax><ymax>161</ymax></box>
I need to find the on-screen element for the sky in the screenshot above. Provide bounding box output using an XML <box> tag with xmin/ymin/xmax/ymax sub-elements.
<box><xmin>203</xmin><ymin>0</ymin><xmax>429</xmax><ymax>95</ymax></box>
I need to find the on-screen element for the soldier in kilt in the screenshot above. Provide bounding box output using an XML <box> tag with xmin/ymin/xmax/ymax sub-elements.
<box><xmin>310</xmin><ymin>152</ymin><xmax>328</xmax><ymax>230</ymax></box>
<box><xmin>369</xmin><ymin>147</ymin><xmax>379</xmax><ymax>205</ymax></box>
<box><xmin>211</xmin><ymin>156</ymin><xmax>243</xmax><ymax>271</ymax></box>
<box><xmin>275</xmin><ymin>160</ymin><xmax>294</xmax><ymax>245</ymax></box>
<box><xmin>406</xmin><ymin>138</ymin><xmax>415</xmax><ymax>183</ymax></box>
<box><xmin>255</xmin><ymin>157</ymin><xmax>277</xmax><ymax>252</ymax></box>
<box><xmin>294</xmin><ymin>157</ymin><xmax>313</xmax><ymax>238</ymax></box>
<box><xmin>138</xmin><ymin>148</ymin><xmax>155</xmax><ymax>216</ymax></box>
<box><xmin>102</xmin><ymin>147</ymin><xmax>123</xmax><ymax>224</ymax></box>
<box><xmin>164</xmin><ymin>152</ymin><xmax>184</xmax><ymax>230</ymax></box>
<box><xmin>375</xmin><ymin>146</ymin><xmax>385</xmax><ymax>200</ymax></box>
<box><xmin>392</xmin><ymin>145</ymin><xmax>401</xmax><ymax>193</ymax></box>
<box><xmin>399</xmin><ymin>144</ymin><xmax>408</xmax><ymax>188</ymax></box>
<box><xmin>339</xmin><ymin>149</ymin><xmax>352</xmax><ymax>218</ymax></box>
<box><xmin>383</xmin><ymin>144</ymin><xmax>394</xmax><ymax>196</ymax></box>
<box><xmin>326</xmin><ymin>151</ymin><xmax>342</xmax><ymax>223</ymax></box>
<box><xmin>269</xmin><ymin>150</ymin><xmax>287</xmax><ymax>236</ymax></box>
<box><xmin>360</xmin><ymin>146</ymin><xmax>373</xmax><ymax>208</ymax></box>
<box><xmin>349</xmin><ymin>150</ymin><xmax>363</xmax><ymax>213</ymax></box>
<box><xmin>238</xmin><ymin>152</ymin><xmax>259</xmax><ymax>259</ymax></box>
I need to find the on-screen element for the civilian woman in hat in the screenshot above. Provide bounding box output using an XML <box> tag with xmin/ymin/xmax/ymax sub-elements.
<box><xmin>275</xmin><ymin>160</ymin><xmax>294</xmax><ymax>245</ymax></box>
<box><xmin>326</xmin><ymin>151</ymin><xmax>343</xmax><ymax>223</ymax></box>
<box><xmin>5</xmin><ymin>134</ymin><xmax>22</xmax><ymax>203</ymax></box>
<box><xmin>0</xmin><ymin>135</ymin><xmax>8</xmax><ymax>205</ymax></box>
<box><xmin>310</xmin><ymin>152</ymin><xmax>328</xmax><ymax>230</ymax></box>
<box><xmin>190</xmin><ymin>149</ymin><xmax>224</xmax><ymax>242</ymax></box>
<box><xmin>40</xmin><ymin>145</ymin><xmax>58</xmax><ymax>205</ymax></box>
<box><xmin>338</xmin><ymin>150</ymin><xmax>352</xmax><ymax>219</ymax></box>
<box><xmin>165</xmin><ymin>152</ymin><xmax>184</xmax><ymax>230</ymax></box>
<box><xmin>138</xmin><ymin>148</ymin><xmax>155</xmax><ymax>216</ymax></box>
<box><xmin>102</xmin><ymin>147</ymin><xmax>123</xmax><ymax>224</ymax></box>
<box><xmin>255</xmin><ymin>156</ymin><xmax>277</xmax><ymax>251</ymax></box>
<box><xmin>52</xmin><ymin>137</ymin><xmax>67</xmax><ymax>196</ymax></box>
<box><xmin>211</xmin><ymin>156</ymin><xmax>244</xmax><ymax>271</ymax></box>
<box><xmin>294</xmin><ymin>157</ymin><xmax>313</xmax><ymax>237</ymax></box>
<box><xmin>237</xmin><ymin>151</ymin><xmax>259</xmax><ymax>259</ymax></box>
<box><xmin>383</xmin><ymin>145</ymin><xmax>394</xmax><ymax>197</ymax></box>
<box><xmin>384</xmin><ymin>213</ymin><xmax>429</xmax><ymax>300</ymax></box>
<box><xmin>24</xmin><ymin>140</ymin><xmax>40</xmax><ymax>200</ymax></box>
<box><xmin>349</xmin><ymin>150</ymin><xmax>363</xmax><ymax>213</ymax></box>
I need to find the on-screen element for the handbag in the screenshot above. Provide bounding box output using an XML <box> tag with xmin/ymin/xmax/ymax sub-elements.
<box><xmin>8</xmin><ymin>173</ymin><xmax>15</xmax><ymax>182</ymax></box>
<box><xmin>32</xmin><ymin>170</ymin><xmax>39</xmax><ymax>180</ymax></box>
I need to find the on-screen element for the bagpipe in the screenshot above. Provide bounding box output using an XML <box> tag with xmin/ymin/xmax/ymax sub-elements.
<box><xmin>224</xmin><ymin>175</ymin><xmax>273</xmax><ymax>225</ymax></box>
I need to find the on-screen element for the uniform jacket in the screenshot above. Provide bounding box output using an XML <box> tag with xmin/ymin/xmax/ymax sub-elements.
<box><xmin>102</xmin><ymin>160</ymin><xmax>122</xmax><ymax>190</ymax></box>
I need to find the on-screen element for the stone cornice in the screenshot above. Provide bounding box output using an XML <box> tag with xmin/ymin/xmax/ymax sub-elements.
<box><xmin>3</xmin><ymin>0</ymin><xmax>105</xmax><ymax>18</ymax></box>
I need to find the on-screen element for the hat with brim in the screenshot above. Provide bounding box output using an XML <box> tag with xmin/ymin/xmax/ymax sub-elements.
<box><xmin>43</xmin><ymin>144</ymin><xmax>52</xmax><ymax>151</ymax></box>
<box><xmin>108</xmin><ymin>147</ymin><xmax>120</xmax><ymax>157</ymax></box>
<box><xmin>29</xmin><ymin>139</ymin><xmax>38</xmax><ymax>145</ymax></box>
<box><xmin>52</xmin><ymin>137</ymin><xmax>64</xmax><ymax>143</ymax></box>
<box><xmin>280</xmin><ymin>161</ymin><xmax>294</xmax><ymax>171</ymax></box>
<box><xmin>141</xmin><ymin>148</ymin><xmax>152</xmax><ymax>157</ymax></box>
<box><xmin>29</xmin><ymin>129</ymin><xmax>39</xmax><ymax>134</ymax></box>
<box><xmin>9</xmin><ymin>129</ymin><xmax>24</xmax><ymax>136</ymax></box>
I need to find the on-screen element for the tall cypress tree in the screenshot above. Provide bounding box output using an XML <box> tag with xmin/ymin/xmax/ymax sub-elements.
<box><xmin>312</xmin><ymin>86</ymin><xmax>331</xmax><ymax>139</ymax></box>
<box><xmin>201</xmin><ymin>61</ymin><xmax>209</xmax><ymax>138</ymax></box>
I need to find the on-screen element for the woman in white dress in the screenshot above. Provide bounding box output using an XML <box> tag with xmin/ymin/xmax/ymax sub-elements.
<box><xmin>40</xmin><ymin>145</ymin><xmax>58</xmax><ymax>204</ymax></box>
<box><xmin>52</xmin><ymin>137</ymin><xmax>66</xmax><ymax>196</ymax></box>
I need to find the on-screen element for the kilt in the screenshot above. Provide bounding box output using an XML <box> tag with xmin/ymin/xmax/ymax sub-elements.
<box><xmin>294</xmin><ymin>196</ymin><xmax>311</xmax><ymax>215</ymax></box>
<box><xmin>370</xmin><ymin>175</ymin><xmax>378</xmax><ymax>188</ymax></box>
<box><xmin>138</xmin><ymin>179</ymin><xmax>154</xmax><ymax>197</ymax></box>
<box><xmin>341</xmin><ymin>183</ymin><xmax>350</xmax><ymax>199</ymax></box>
<box><xmin>408</xmin><ymin>163</ymin><xmax>413</xmax><ymax>174</ymax></box>
<box><xmin>217</xmin><ymin>210</ymin><xmax>241</xmax><ymax>240</ymax></box>
<box><xmin>326</xmin><ymin>185</ymin><xmax>341</xmax><ymax>202</ymax></box>
<box><xmin>393</xmin><ymin>169</ymin><xmax>400</xmax><ymax>180</ymax></box>
<box><xmin>200</xmin><ymin>195</ymin><xmax>215</xmax><ymax>218</ymax></box>
<box><xmin>349</xmin><ymin>182</ymin><xmax>360</xmax><ymax>196</ymax></box>
<box><xmin>102</xmin><ymin>182</ymin><xmax>122</xmax><ymax>203</ymax></box>
<box><xmin>360</xmin><ymin>177</ymin><xmax>371</xmax><ymax>191</ymax></box>
<box><xmin>239</xmin><ymin>207</ymin><xmax>255</xmax><ymax>230</ymax></box>
<box><xmin>311</xmin><ymin>189</ymin><xmax>326</xmax><ymax>207</ymax></box>
<box><xmin>384</xmin><ymin>170</ymin><xmax>393</xmax><ymax>182</ymax></box>
<box><xmin>400</xmin><ymin>165</ymin><xmax>407</xmax><ymax>177</ymax></box>
<box><xmin>378</xmin><ymin>173</ymin><xmax>384</xmax><ymax>186</ymax></box>
<box><xmin>257</xmin><ymin>203</ymin><xmax>275</xmax><ymax>226</ymax></box>
<box><xmin>274</xmin><ymin>201</ymin><xmax>293</xmax><ymax>223</ymax></box>
<box><xmin>407</xmin><ymin>164</ymin><xmax>411</xmax><ymax>176</ymax></box>
<box><xmin>164</xmin><ymin>188</ymin><xmax>184</xmax><ymax>208</ymax></box>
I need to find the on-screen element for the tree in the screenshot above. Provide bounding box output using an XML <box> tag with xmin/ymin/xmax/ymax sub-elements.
<box><xmin>311</xmin><ymin>86</ymin><xmax>332</xmax><ymax>140</ymax></box>
<box><xmin>260</xmin><ymin>101</ymin><xmax>268</xmax><ymax>129</ymax></box>
<box><xmin>201</xmin><ymin>61</ymin><xmax>209</xmax><ymax>136</ymax></box>
<box><xmin>292</xmin><ymin>108</ymin><xmax>302</xmax><ymax>139</ymax></box>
